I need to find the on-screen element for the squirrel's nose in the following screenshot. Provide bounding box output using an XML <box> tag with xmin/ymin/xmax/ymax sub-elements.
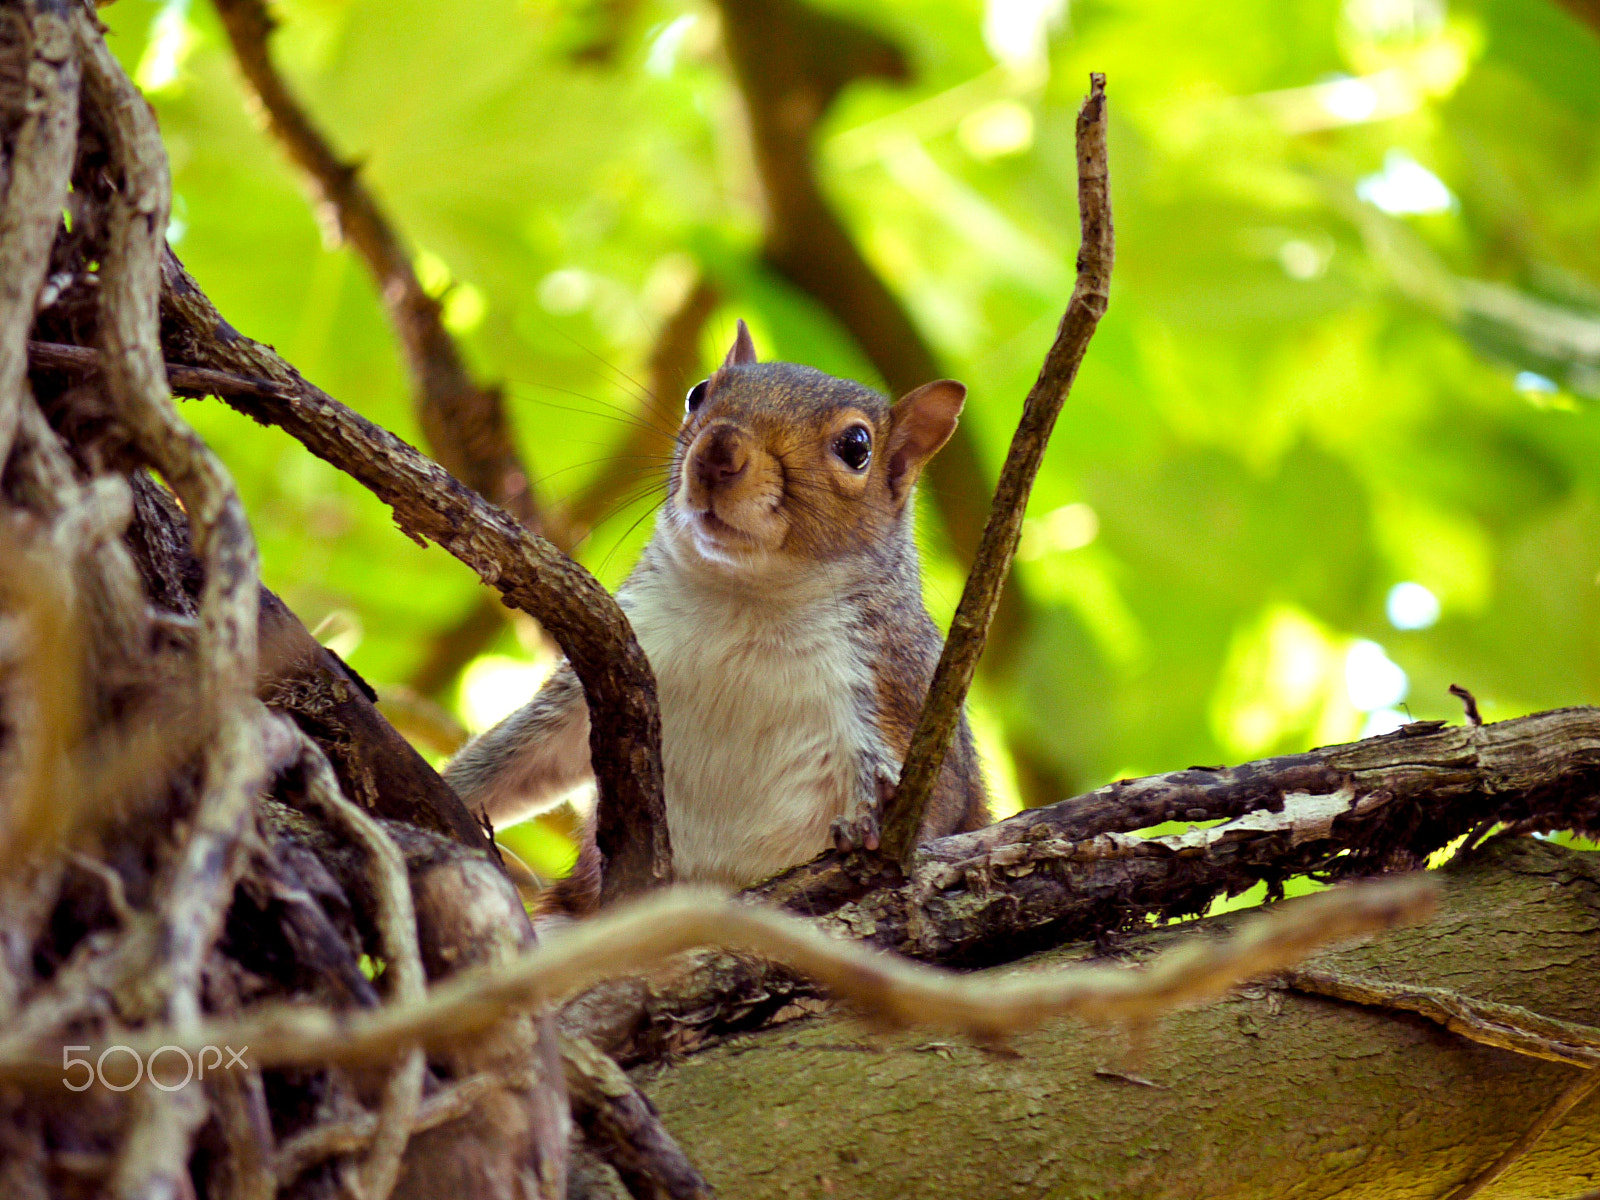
<box><xmin>692</xmin><ymin>427</ymin><xmax>748</xmax><ymax>491</ymax></box>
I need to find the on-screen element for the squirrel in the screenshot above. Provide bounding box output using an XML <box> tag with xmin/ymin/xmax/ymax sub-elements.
<box><xmin>444</xmin><ymin>321</ymin><xmax>988</xmax><ymax>911</ymax></box>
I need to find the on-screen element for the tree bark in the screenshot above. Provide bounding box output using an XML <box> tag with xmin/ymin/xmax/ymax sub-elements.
<box><xmin>635</xmin><ymin>837</ymin><xmax>1600</xmax><ymax>1199</ymax></box>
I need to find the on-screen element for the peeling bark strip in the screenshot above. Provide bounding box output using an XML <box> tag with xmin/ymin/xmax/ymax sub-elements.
<box><xmin>883</xmin><ymin>73</ymin><xmax>1113</xmax><ymax>862</ymax></box>
<box><xmin>150</xmin><ymin>249</ymin><xmax>672</xmax><ymax>900</ymax></box>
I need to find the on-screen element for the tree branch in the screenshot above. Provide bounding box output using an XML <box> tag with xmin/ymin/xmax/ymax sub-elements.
<box><xmin>208</xmin><ymin>0</ymin><xmax>554</xmax><ymax>540</ymax></box>
<box><xmin>1283</xmin><ymin>968</ymin><xmax>1600</xmax><ymax>1069</ymax></box>
<box><xmin>556</xmin><ymin>705</ymin><xmax>1600</xmax><ymax>1068</ymax></box>
<box><xmin>563</xmin><ymin>1032</ymin><xmax>716</xmax><ymax>1200</ymax></box>
<box><xmin>150</xmin><ymin>253</ymin><xmax>672</xmax><ymax>901</ymax></box>
<box><xmin>882</xmin><ymin>73</ymin><xmax>1111</xmax><ymax>862</ymax></box>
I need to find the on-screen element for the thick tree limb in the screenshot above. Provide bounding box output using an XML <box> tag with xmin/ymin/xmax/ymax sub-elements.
<box><xmin>122</xmin><ymin>468</ymin><xmax>500</xmax><ymax>856</ymax></box>
<box><xmin>563</xmin><ymin>705</ymin><xmax>1600</xmax><ymax>1067</ymax></box>
<box><xmin>151</xmin><ymin>252</ymin><xmax>671</xmax><ymax>901</ymax></box>
<box><xmin>637</xmin><ymin>838</ymin><xmax>1600</xmax><ymax>1200</ymax></box>
<box><xmin>883</xmin><ymin>73</ymin><xmax>1111</xmax><ymax>862</ymax></box>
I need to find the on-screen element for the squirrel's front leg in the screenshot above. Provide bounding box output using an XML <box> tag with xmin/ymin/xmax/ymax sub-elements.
<box><xmin>444</xmin><ymin>663</ymin><xmax>593</xmax><ymax>830</ymax></box>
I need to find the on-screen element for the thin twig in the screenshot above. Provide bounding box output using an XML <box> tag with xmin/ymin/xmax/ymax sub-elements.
<box><xmin>1282</xmin><ymin>968</ymin><xmax>1600</xmax><ymax>1068</ymax></box>
<box><xmin>209</xmin><ymin>0</ymin><xmax>554</xmax><ymax>539</ymax></box>
<box><xmin>28</xmin><ymin>338</ymin><xmax>292</xmax><ymax>399</ymax></box>
<box><xmin>0</xmin><ymin>873</ymin><xmax>1434</xmax><ymax>1078</ymax></box>
<box><xmin>1450</xmin><ymin>684</ymin><xmax>1483</xmax><ymax>727</ymax></box>
<box><xmin>1443</xmin><ymin>1069</ymin><xmax>1600</xmax><ymax>1200</ymax></box>
<box><xmin>882</xmin><ymin>73</ymin><xmax>1112</xmax><ymax>862</ymax></box>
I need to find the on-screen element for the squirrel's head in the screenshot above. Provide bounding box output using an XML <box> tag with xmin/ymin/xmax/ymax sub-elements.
<box><xmin>660</xmin><ymin>320</ymin><xmax>964</xmax><ymax>578</ymax></box>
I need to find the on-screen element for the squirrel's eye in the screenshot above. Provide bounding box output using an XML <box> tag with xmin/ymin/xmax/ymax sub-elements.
<box><xmin>832</xmin><ymin>424</ymin><xmax>872</xmax><ymax>471</ymax></box>
<box><xmin>685</xmin><ymin>379</ymin><xmax>709</xmax><ymax>414</ymax></box>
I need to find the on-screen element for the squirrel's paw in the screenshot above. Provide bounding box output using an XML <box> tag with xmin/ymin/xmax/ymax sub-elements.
<box><xmin>830</xmin><ymin>809</ymin><xmax>880</xmax><ymax>854</ymax></box>
<box><xmin>831</xmin><ymin>771</ymin><xmax>893</xmax><ymax>854</ymax></box>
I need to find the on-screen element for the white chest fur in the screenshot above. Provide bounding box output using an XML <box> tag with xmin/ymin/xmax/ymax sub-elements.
<box><xmin>619</xmin><ymin>567</ymin><xmax>873</xmax><ymax>887</ymax></box>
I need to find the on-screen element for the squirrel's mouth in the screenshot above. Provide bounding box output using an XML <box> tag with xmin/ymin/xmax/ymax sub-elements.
<box><xmin>694</xmin><ymin>508</ymin><xmax>755</xmax><ymax>544</ymax></box>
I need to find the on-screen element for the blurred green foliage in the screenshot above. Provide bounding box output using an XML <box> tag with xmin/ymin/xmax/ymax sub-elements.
<box><xmin>104</xmin><ymin>0</ymin><xmax>1600</xmax><ymax>866</ymax></box>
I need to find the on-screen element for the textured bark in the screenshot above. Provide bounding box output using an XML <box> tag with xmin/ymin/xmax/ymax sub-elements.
<box><xmin>125</xmin><ymin>469</ymin><xmax>499</xmax><ymax>858</ymax></box>
<box><xmin>639</xmin><ymin>837</ymin><xmax>1600</xmax><ymax>1200</ymax></box>
<box><xmin>555</xmin><ymin>707</ymin><xmax>1600</xmax><ymax>1074</ymax></box>
<box><xmin>390</xmin><ymin>825</ymin><xmax>568</xmax><ymax>1200</ymax></box>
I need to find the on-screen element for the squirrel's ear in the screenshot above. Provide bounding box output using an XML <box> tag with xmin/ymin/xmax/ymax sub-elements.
<box><xmin>886</xmin><ymin>380</ymin><xmax>965</xmax><ymax>502</ymax></box>
<box><xmin>722</xmin><ymin>319</ymin><xmax>758</xmax><ymax>368</ymax></box>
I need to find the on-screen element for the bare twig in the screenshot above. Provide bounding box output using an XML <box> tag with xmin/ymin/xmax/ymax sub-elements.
<box><xmin>209</xmin><ymin>0</ymin><xmax>553</xmax><ymax>540</ymax></box>
<box><xmin>152</xmin><ymin>255</ymin><xmax>671</xmax><ymax>901</ymax></box>
<box><xmin>563</xmin><ymin>1032</ymin><xmax>715</xmax><ymax>1200</ymax></box>
<box><xmin>1282</xmin><ymin>968</ymin><xmax>1600</xmax><ymax>1069</ymax></box>
<box><xmin>1443</xmin><ymin>1068</ymin><xmax>1600</xmax><ymax>1200</ymax></box>
<box><xmin>0</xmin><ymin>0</ymin><xmax>77</xmax><ymax>466</ymax></box>
<box><xmin>881</xmin><ymin>73</ymin><xmax>1112</xmax><ymax>862</ymax></box>
<box><xmin>28</xmin><ymin>338</ymin><xmax>292</xmax><ymax>399</ymax></box>
<box><xmin>0</xmin><ymin>873</ymin><xmax>1435</xmax><ymax>1078</ymax></box>
<box><xmin>1451</xmin><ymin>683</ymin><xmax>1484</xmax><ymax>727</ymax></box>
